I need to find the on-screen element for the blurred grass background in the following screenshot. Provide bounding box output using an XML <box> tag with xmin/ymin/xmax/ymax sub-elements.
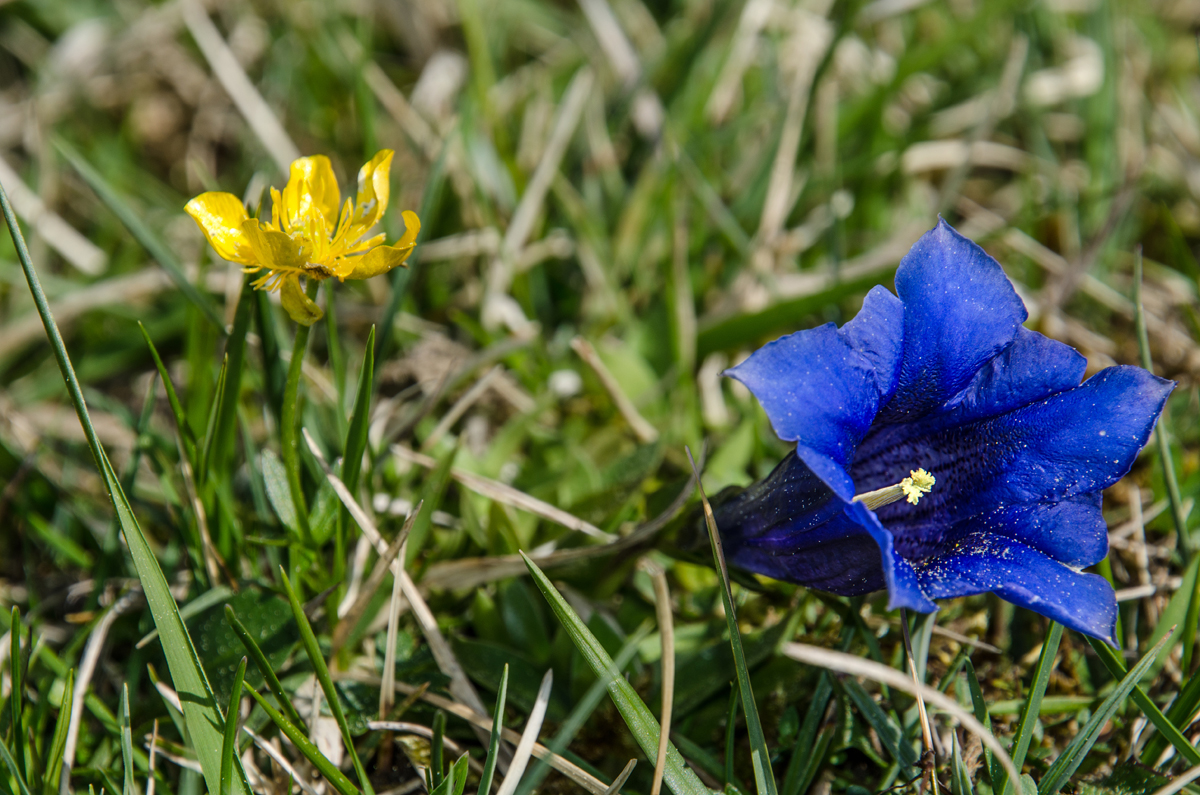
<box><xmin>1</xmin><ymin>0</ymin><xmax>1200</xmax><ymax>794</ymax></box>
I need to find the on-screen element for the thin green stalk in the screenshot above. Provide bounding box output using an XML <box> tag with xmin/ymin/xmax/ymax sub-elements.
<box><xmin>280</xmin><ymin>279</ymin><xmax>320</xmax><ymax>543</ymax></box>
<box><xmin>9</xmin><ymin>608</ymin><xmax>26</xmax><ymax>783</ymax></box>
<box><xmin>221</xmin><ymin>658</ymin><xmax>247</xmax><ymax>795</ymax></box>
<box><xmin>1000</xmin><ymin>622</ymin><xmax>1063</xmax><ymax>795</ymax></box>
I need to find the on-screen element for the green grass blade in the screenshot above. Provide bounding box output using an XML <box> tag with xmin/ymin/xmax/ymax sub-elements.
<box><xmin>689</xmin><ymin>450</ymin><xmax>778</xmax><ymax>795</ymax></box>
<box><xmin>220</xmin><ymin>658</ymin><xmax>247</xmax><ymax>795</ymax></box>
<box><xmin>211</xmin><ymin>275</ymin><xmax>255</xmax><ymax>478</ymax></box>
<box><xmin>138</xmin><ymin>322</ymin><xmax>197</xmax><ymax>464</ymax></box>
<box><xmin>428</xmin><ymin>754</ymin><xmax>468</xmax><ymax>795</ymax></box>
<box><xmin>516</xmin><ymin>624</ymin><xmax>649</xmax><ymax>795</ymax></box>
<box><xmin>278</xmin><ymin>569</ymin><xmax>375</xmax><ymax>795</ymax></box>
<box><xmin>223</xmin><ymin>606</ymin><xmax>304</xmax><ymax>727</ymax></box>
<box><xmin>950</xmin><ymin>734</ymin><xmax>974</xmax><ymax>795</ymax></box>
<box><xmin>521</xmin><ymin>552</ymin><xmax>710</xmax><ymax>795</ymax></box>
<box><xmin>245</xmin><ymin>688</ymin><xmax>359</xmax><ymax>795</ymax></box>
<box><xmin>0</xmin><ymin>736</ymin><xmax>32</xmax><ymax>795</ymax></box>
<box><xmin>199</xmin><ymin>354</ymin><xmax>230</xmax><ymax>486</ymax></box>
<box><xmin>842</xmin><ymin>678</ymin><xmax>918</xmax><ymax>770</ymax></box>
<box><xmin>430</xmin><ymin>711</ymin><xmax>446</xmax><ymax>790</ymax></box>
<box><xmin>120</xmin><ymin>685</ymin><xmax>137</xmax><ymax>795</ymax></box>
<box><xmin>0</xmin><ymin>177</ymin><xmax>250</xmax><ymax>795</ymax></box>
<box><xmin>342</xmin><ymin>326</ymin><xmax>375</xmax><ymax>496</ymax></box>
<box><xmin>1087</xmin><ymin>635</ymin><xmax>1200</xmax><ymax>767</ymax></box>
<box><xmin>1039</xmin><ymin>631</ymin><xmax>1173</xmax><ymax>795</ymax></box>
<box><xmin>9</xmin><ymin>608</ymin><xmax>26</xmax><ymax>784</ymax></box>
<box><xmin>999</xmin><ymin>622</ymin><xmax>1062</xmax><ymax>795</ymax></box>
<box><xmin>43</xmin><ymin>669</ymin><xmax>74</xmax><ymax>795</ymax></box>
<box><xmin>477</xmin><ymin>664</ymin><xmax>508</xmax><ymax>795</ymax></box>
<box><xmin>52</xmin><ymin>138</ymin><xmax>224</xmax><ymax>329</ymax></box>
<box><xmin>963</xmin><ymin>659</ymin><xmax>1001</xmax><ymax>787</ymax></box>
<box><xmin>781</xmin><ymin>671</ymin><xmax>832</xmax><ymax>795</ymax></box>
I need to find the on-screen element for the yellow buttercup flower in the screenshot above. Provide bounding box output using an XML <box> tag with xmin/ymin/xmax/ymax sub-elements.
<box><xmin>185</xmin><ymin>150</ymin><xmax>420</xmax><ymax>325</ymax></box>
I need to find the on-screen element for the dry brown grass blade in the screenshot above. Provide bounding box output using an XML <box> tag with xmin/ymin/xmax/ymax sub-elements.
<box><xmin>570</xmin><ymin>336</ymin><xmax>659</xmax><ymax>443</ymax></box>
<box><xmin>420</xmin><ymin>463</ymin><xmax>697</xmax><ymax>590</ymax></box>
<box><xmin>179</xmin><ymin>0</ymin><xmax>299</xmax><ymax>172</ymax></box>
<box><xmin>332</xmin><ymin>504</ymin><xmax>422</xmax><ymax>654</ymax></box>
<box><xmin>639</xmin><ymin>559</ymin><xmax>674</xmax><ymax>795</ymax></box>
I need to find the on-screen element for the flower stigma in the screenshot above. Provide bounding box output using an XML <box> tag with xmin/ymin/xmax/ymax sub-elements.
<box><xmin>853</xmin><ymin>468</ymin><xmax>936</xmax><ymax>511</ymax></box>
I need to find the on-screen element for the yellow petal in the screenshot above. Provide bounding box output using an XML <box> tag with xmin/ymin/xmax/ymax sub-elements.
<box><xmin>341</xmin><ymin>211</ymin><xmax>420</xmax><ymax>280</ymax></box>
<box><xmin>340</xmin><ymin>242</ymin><xmax>413</xmax><ymax>281</ymax></box>
<box><xmin>185</xmin><ymin>192</ymin><xmax>255</xmax><ymax>264</ymax></box>
<box><xmin>350</xmin><ymin>150</ymin><xmax>393</xmax><ymax>232</ymax></box>
<box><xmin>282</xmin><ymin>155</ymin><xmax>340</xmax><ymax>230</ymax></box>
<box><xmin>241</xmin><ymin>219</ymin><xmax>307</xmax><ymax>274</ymax></box>
<box><xmin>280</xmin><ymin>275</ymin><xmax>323</xmax><ymax>326</ymax></box>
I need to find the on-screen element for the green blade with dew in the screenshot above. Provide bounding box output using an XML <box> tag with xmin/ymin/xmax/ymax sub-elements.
<box><xmin>0</xmin><ymin>177</ymin><xmax>251</xmax><ymax>795</ymax></box>
<box><xmin>522</xmin><ymin>552</ymin><xmax>710</xmax><ymax>795</ymax></box>
<box><xmin>279</xmin><ymin>568</ymin><xmax>375</xmax><ymax>795</ymax></box>
<box><xmin>42</xmin><ymin>669</ymin><xmax>74</xmax><ymax>795</ymax></box>
<box><xmin>999</xmin><ymin>621</ymin><xmax>1062</xmax><ymax>795</ymax></box>
<box><xmin>1086</xmin><ymin>635</ymin><xmax>1200</xmax><ymax>767</ymax></box>
<box><xmin>53</xmin><ymin>137</ymin><xmax>224</xmax><ymax>329</ymax></box>
<box><xmin>688</xmin><ymin>448</ymin><xmax>778</xmax><ymax>795</ymax></box>
<box><xmin>245</xmin><ymin>687</ymin><xmax>359</xmax><ymax>795</ymax></box>
<box><xmin>220</xmin><ymin>658</ymin><xmax>247</xmax><ymax>795</ymax></box>
<box><xmin>1039</xmin><ymin>630</ymin><xmax>1174</xmax><ymax>795</ymax></box>
<box><xmin>477</xmin><ymin>664</ymin><xmax>509</xmax><ymax>795</ymax></box>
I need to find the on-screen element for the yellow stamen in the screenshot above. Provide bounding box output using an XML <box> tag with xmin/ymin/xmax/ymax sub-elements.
<box><xmin>853</xmin><ymin>469</ymin><xmax>936</xmax><ymax>511</ymax></box>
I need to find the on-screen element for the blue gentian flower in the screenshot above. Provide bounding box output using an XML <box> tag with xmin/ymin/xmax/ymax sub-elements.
<box><xmin>716</xmin><ymin>219</ymin><xmax>1172</xmax><ymax>645</ymax></box>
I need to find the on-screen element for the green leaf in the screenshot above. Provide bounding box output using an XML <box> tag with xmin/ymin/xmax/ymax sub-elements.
<box><xmin>950</xmin><ymin>734</ymin><xmax>974</xmax><ymax>795</ymax></box>
<box><xmin>279</xmin><ymin>569</ymin><xmax>375</xmax><ymax>795</ymax></box>
<box><xmin>1087</xmin><ymin>636</ymin><xmax>1200</xmax><ymax>767</ymax></box>
<box><xmin>522</xmin><ymin>552</ymin><xmax>710</xmax><ymax>795</ymax></box>
<box><xmin>1</xmin><ymin>165</ymin><xmax>251</xmax><ymax>795</ymax></box>
<box><xmin>1039</xmin><ymin>632</ymin><xmax>1173</xmax><ymax>795</ymax></box>
<box><xmin>999</xmin><ymin>622</ymin><xmax>1062</xmax><ymax>795</ymax></box>
<box><xmin>431</xmin><ymin>711</ymin><xmax>446</xmax><ymax>790</ymax></box>
<box><xmin>53</xmin><ymin>138</ymin><xmax>224</xmax><ymax>329</ymax></box>
<box><xmin>477</xmin><ymin>664</ymin><xmax>508</xmax><ymax>795</ymax></box>
<box><xmin>406</xmin><ymin>444</ymin><xmax>457</xmax><ymax>567</ymax></box>
<box><xmin>221</xmin><ymin>658</ymin><xmax>247</xmax><ymax>795</ymax></box>
<box><xmin>262</xmin><ymin>449</ymin><xmax>301</xmax><ymax>536</ymax></box>
<box><xmin>246</xmin><ymin>688</ymin><xmax>359</xmax><ymax>795</ymax></box>
<box><xmin>428</xmin><ymin>754</ymin><xmax>469</xmax><ymax>795</ymax></box>
<box><xmin>199</xmin><ymin>354</ymin><xmax>230</xmax><ymax>487</ymax></box>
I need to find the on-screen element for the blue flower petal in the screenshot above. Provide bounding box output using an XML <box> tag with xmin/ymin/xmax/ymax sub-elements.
<box><xmin>716</xmin><ymin>452</ymin><xmax>885</xmax><ymax>596</ymax></box>
<box><xmin>880</xmin><ymin>219</ymin><xmax>1028</xmax><ymax>422</ymax></box>
<box><xmin>914</xmin><ymin>533</ymin><xmax>1118</xmax><ymax>645</ymax></box>
<box><xmin>854</xmin><ymin>366</ymin><xmax>1173</xmax><ymax>555</ymax></box>
<box><xmin>725</xmin><ymin>286</ymin><xmax>902</xmax><ymax>499</ymax></box>
<box><xmin>845</xmin><ymin>501</ymin><xmax>937</xmax><ymax>612</ymax></box>
<box><xmin>947</xmin><ymin>494</ymin><xmax>1107</xmax><ymax>570</ymax></box>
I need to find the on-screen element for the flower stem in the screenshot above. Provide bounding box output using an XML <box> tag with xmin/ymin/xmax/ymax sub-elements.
<box><xmin>281</xmin><ymin>278</ymin><xmax>319</xmax><ymax>543</ymax></box>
